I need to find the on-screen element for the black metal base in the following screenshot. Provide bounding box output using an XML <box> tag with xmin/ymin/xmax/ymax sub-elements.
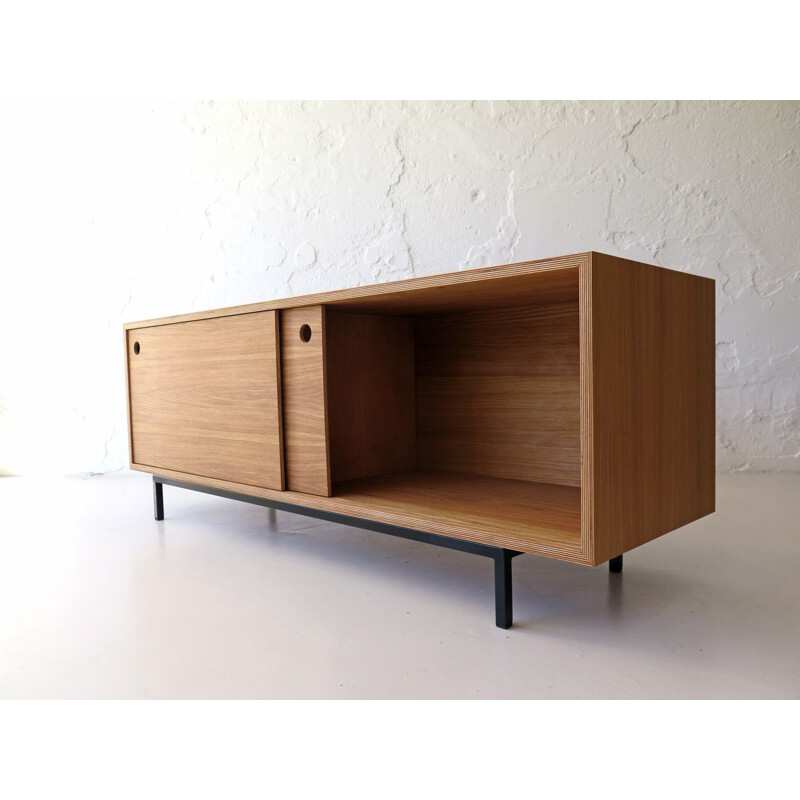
<box><xmin>609</xmin><ymin>554</ymin><xmax>623</xmax><ymax>573</ymax></box>
<box><xmin>152</xmin><ymin>476</ymin><xmax>522</xmax><ymax>629</ymax></box>
<box><xmin>153</xmin><ymin>479</ymin><xmax>164</xmax><ymax>521</ymax></box>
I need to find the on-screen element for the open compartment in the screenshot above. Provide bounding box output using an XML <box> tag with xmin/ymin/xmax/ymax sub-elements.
<box><xmin>323</xmin><ymin>265</ymin><xmax>583</xmax><ymax>555</ymax></box>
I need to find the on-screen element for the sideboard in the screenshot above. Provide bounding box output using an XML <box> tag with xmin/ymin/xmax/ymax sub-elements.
<box><xmin>124</xmin><ymin>251</ymin><xmax>715</xmax><ymax>627</ymax></box>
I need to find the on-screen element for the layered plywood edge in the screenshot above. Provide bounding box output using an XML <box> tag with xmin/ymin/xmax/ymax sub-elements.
<box><xmin>125</xmin><ymin>251</ymin><xmax>716</xmax><ymax>566</ymax></box>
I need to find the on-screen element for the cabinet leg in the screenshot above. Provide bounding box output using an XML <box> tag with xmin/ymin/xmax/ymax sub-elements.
<box><xmin>150</xmin><ymin>474</ymin><xmax>526</xmax><ymax>629</ymax></box>
<box><xmin>494</xmin><ymin>550</ymin><xmax>516</xmax><ymax>629</ymax></box>
<box><xmin>153</xmin><ymin>478</ymin><xmax>164</xmax><ymax>521</ymax></box>
<box><xmin>609</xmin><ymin>554</ymin><xmax>623</xmax><ymax>573</ymax></box>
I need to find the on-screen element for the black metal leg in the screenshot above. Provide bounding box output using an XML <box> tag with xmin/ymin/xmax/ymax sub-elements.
<box><xmin>494</xmin><ymin>550</ymin><xmax>517</xmax><ymax>629</ymax></box>
<box><xmin>153</xmin><ymin>478</ymin><xmax>164</xmax><ymax>521</ymax></box>
<box><xmin>609</xmin><ymin>554</ymin><xmax>623</xmax><ymax>573</ymax></box>
<box><xmin>151</xmin><ymin>475</ymin><xmax>526</xmax><ymax>629</ymax></box>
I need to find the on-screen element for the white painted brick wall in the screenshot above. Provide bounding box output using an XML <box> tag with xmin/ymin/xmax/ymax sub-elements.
<box><xmin>1</xmin><ymin>100</ymin><xmax>797</xmax><ymax>474</ymax></box>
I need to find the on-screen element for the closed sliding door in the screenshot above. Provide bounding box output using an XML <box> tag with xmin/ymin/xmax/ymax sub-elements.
<box><xmin>127</xmin><ymin>312</ymin><xmax>284</xmax><ymax>490</ymax></box>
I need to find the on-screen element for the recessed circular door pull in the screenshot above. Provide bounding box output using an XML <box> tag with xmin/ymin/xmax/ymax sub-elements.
<box><xmin>299</xmin><ymin>324</ymin><xmax>312</xmax><ymax>343</ymax></box>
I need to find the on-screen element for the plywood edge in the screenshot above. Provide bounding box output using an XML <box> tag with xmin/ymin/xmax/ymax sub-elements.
<box><xmin>130</xmin><ymin>463</ymin><xmax>593</xmax><ymax>564</ymax></box>
<box><xmin>123</xmin><ymin>327</ymin><xmax>135</xmax><ymax>468</ymax></box>
<box><xmin>580</xmin><ymin>257</ymin><xmax>594</xmax><ymax>565</ymax></box>
<box><xmin>123</xmin><ymin>252</ymin><xmax>592</xmax><ymax>330</ymax></box>
<box><xmin>270</xmin><ymin>310</ymin><xmax>286</xmax><ymax>491</ymax></box>
<box><xmin>321</xmin><ymin>306</ymin><xmax>332</xmax><ymax>496</ymax></box>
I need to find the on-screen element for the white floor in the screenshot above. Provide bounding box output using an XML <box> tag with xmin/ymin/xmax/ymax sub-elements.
<box><xmin>0</xmin><ymin>473</ymin><xmax>797</xmax><ymax>699</ymax></box>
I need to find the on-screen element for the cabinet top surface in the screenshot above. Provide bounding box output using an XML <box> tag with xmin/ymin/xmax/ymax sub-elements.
<box><xmin>124</xmin><ymin>250</ymin><xmax>711</xmax><ymax>329</ymax></box>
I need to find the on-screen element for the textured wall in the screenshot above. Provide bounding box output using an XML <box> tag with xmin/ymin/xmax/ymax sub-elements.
<box><xmin>1</xmin><ymin>100</ymin><xmax>797</xmax><ymax>475</ymax></box>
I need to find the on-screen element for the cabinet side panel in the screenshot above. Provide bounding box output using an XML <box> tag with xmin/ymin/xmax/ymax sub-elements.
<box><xmin>128</xmin><ymin>311</ymin><xmax>284</xmax><ymax>490</ymax></box>
<box><xmin>591</xmin><ymin>253</ymin><xmax>715</xmax><ymax>564</ymax></box>
<box><xmin>280</xmin><ymin>306</ymin><xmax>331</xmax><ymax>496</ymax></box>
<box><xmin>327</xmin><ymin>312</ymin><xmax>416</xmax><ymax>483</ymax></box>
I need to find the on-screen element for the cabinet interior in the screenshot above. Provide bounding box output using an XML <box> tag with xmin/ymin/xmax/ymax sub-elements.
<box><xmin>323</xmin><ymin>266</ymin><xmax>582</xmax><ymax>551</ymax></box>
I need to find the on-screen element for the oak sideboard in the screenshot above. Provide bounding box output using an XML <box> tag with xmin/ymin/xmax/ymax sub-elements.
<box><xmin>124</xmin><ymin>251</ymin><xmax>715</xmax><ymax>628</ymax></box>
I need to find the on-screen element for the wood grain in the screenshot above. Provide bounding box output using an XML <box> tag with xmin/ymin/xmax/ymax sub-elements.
<box><xmin>334</xmin><ymin>471</ymin><xmax>581</xmax><ymax>552</ymax></box>
<box><xmin>416</xmin><ymin>303</ymin><xmax>581</xmax><ymax>486</ymax></box>
<box><xmin>326</xmin><ymin>312</ymin><xmax>417</xmax><ymax>483</ymax></box>
<box><xmin>124</xmin><ymin>255</ymin><xmax>585</xmax><ymax>329</ymax></box>
<box><xmin>578</xmin><ymin>259</ymin><xmax>594</xmax><ymax>560</ymax></box>
<box><xmin>329</xmin><ymin>267</ymin><xmax>578</xmax><ymax>315</ymax></box>
<box><xmin>588</xmin><ymin>252</ymin><xmax>715</xmax><ymax>565</ymax></box>
<box><xmin>128</xmin><ymin>312</ymin><xmax>283</xmax><ymax>490</ymax></box>
<box><xmin>280</xmin><ymin>306</ymin><xmax>331</xmax><ymax>496</ymax></box>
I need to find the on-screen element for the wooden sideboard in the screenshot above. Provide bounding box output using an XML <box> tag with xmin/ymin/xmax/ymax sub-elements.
<box><xmin>124</xmin><ymin>251</ymin><xmax>715</xmax><ymax>627</ymax></box>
